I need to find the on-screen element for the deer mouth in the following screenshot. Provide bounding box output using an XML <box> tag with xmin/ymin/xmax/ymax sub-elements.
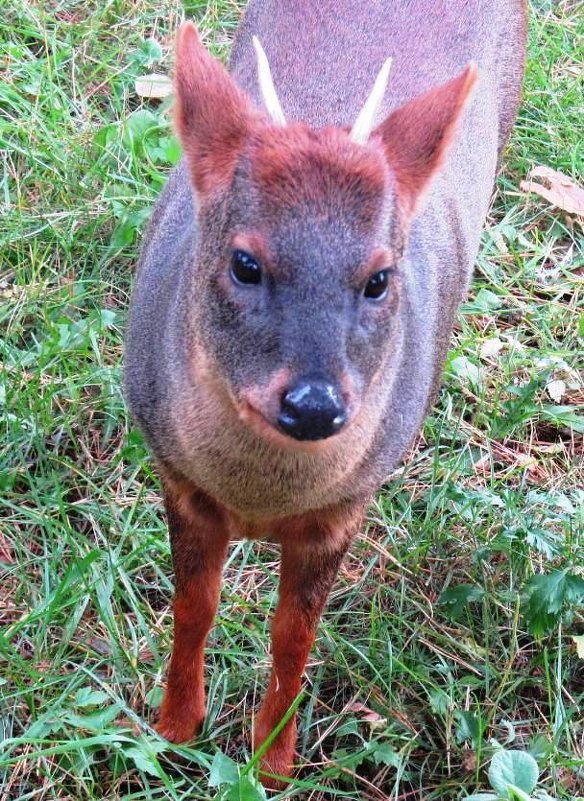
<box><xmin>235</xmin><ymin>369</ymin><xmax>356</xmax><ymax>449</ymax></box>
<box><xmin>238</xmin><ymin>396</ymin><xmax>353</xmax><ymax>451</ymax></box>
<box><xmin>237</xmin><ymin>399</ymin><xmax>309</xmax><ymax>449</ymax></box>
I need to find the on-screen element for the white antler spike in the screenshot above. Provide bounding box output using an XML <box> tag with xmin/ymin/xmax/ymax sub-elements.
<box><xmin>350</xmin><ymin>58</ymin><xmax>392</xmax><ymax>144</ymax></box>
<box><xmin>253</xmin><ymin>36</ymin><xmax>286</xmax><ymax>126</ymax></box>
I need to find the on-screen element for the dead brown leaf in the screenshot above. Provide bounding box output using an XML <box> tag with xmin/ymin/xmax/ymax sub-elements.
<box><xmin>135</xmin><ymin>73</ymin><xmax>173</xmax><ymax>99</ymax></box>
<box><xmin>520</xmin><ymin>165</ymin><xmax>584</xmax><ymax>219</ymax></box>
<box><xmin>347</xmin><ymin>701</ymin><xmax>387</xmax><ymax>729</ymax></box>
<box><xmin>0</xmin><ymin>530</ymin><xmax>13</xmax><ymax>562</ymax></box>
<box><xmin>463</xmin><ymin>750</ymin><xmax>477</xmax><ymax>773</ymax></box>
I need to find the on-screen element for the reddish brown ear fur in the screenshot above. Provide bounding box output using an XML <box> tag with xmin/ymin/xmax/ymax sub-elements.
<box><xmin>174</xmin><ymin>21</ymin><xmax>253</xmax><ymax>195</ymax></box>
<box><xmin>374</xmin><ymin>63</ymin><xmax>478</xmax><ymax>217</ymax></box>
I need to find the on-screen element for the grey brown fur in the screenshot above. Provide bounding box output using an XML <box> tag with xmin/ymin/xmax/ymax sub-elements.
<box><xmin>126</xmin><ymin>1</ymin><xmax>525</xmax><ymax>521</ymax></box>
<box><xmin>124</xmin><ymin>0</ymin><xmax>526</xmax><ymax>782</ymax></box>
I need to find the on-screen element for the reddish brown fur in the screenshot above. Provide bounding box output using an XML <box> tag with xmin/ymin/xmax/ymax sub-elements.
<box><xmin>155</xmin><ymin>478</ymin><xmax>230</xmax><ymax>743</ymax></box>
<box><xmin>252</xmin><ymin>503</ymin><xmax>364</xmax><ymax>787</ymax></box>
<box><xmin>157</xmin><ymin>470</ymin><xmax>363</xmax><ymax>785</ymax></box>
<box><xmin>175</xmin><ymin>22</ymin><xmax>258</xmax><ymax>195</ymax></box>
<box><xmin>248</xmin><ymin>124</ymin><xmax>388</xmax><ymax>223</ymax></box>
<box><xmin>376</xmin><ymin>64</ymin><xmax>478</xmax><ymax>217</ymax></box>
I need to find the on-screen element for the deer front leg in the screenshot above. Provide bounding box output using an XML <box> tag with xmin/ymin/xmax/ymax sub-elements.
<box><xmin>255</xmin><ymin>508</ymin><xmax>362</xmax><ymax>787</ymax></box>
<box><xmin>155</xmin><ymin>478</ymin><xmax>230</xmax><ymax>743</ymax></box>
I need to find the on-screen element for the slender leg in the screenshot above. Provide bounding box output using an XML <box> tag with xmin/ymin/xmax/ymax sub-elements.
<box><xmin>254</xmin><ymin>507</ymin><xmax>362</xmax><ymax>787</ymax></box>
<box><xmin>155</xmin><ymin>478</ymin><xmax>230</xmax><ymax>743</ymax></box>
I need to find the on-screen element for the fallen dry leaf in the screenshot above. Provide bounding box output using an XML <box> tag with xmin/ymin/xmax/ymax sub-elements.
<box><xmin>572</xmin><ymin>635</ymin><xmax>584</xmax><ymax>659</ymax></box>
<box><xmin>546</xmin><ymin>378</ymin><xmax>566</xmax><ymax>403</ymax></box>
<box><xmin>463</xmin><ymin>750</ymin><xmax>478</xmax><ymax>773</ymax></box>
<box><xmin>520</xmin><ymin>165</ymin><xmax>584</xmax><ymax>218</ymax></box>
<box><xmin>348</xmin><ymin>701</ymin><xmax>387</xmax><ymax>729</ymax></box>
<box><xmin>479</xmin><ymin>336</ymin><xmax>504</xmax><ymax>359</ymax></box>
<box><xmin>0</xmin><ymin>531</ymin><xmax>13</xmax><ymax>562</ymax></box>
<box><xmin>135</xmin><ymin>73</ymin><xmax>173</xmax><ymax>99</ymax></box>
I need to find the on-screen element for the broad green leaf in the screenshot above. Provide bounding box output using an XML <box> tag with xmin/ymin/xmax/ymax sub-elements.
<box><xmin>449</xmin><ymin>355</ymin><xmax>484</xmax><ymax>391</ymax></box>
<box><xmin>94</xmin><ymin>122</ymin><xmax>117</xmax><ymax>148</ymax></box>
<box><xmin>145</xmin><ymin>685</ymin><xmax>164</xmax><ymax>708</ymax></box>
<box><xmin>141</xmin><ymin>37</ymin><xmax>163</xmax><ymax>63</ymax></box>
<box><xmin>429</xmin><ymin>688</ymin><xmax>450</xmax><ymax>716</ymax></box>
<box><xmin>99</xmin><ymin>309</ymin><xmax>117</xmax><ymax>328</ymax></box>
<box><xmin>333</xmin><ymin>719</ymin><xmax>360</xmax><ymax>738</ymax></box>
<box><xmin>439</xmin><ymin>584</ymin><xmax>484</xmax><ymax>619</ymax></box>
<box><xmin>465</xmin><ymin>794</ymin><xmax>498</xmax><ymax>801</ymax></box>
<box><xmin>124</xmin><ymin>109</ymin><xmax>160</xmax><ymax>157</ymax></box>
<box><xmin>521</xmin><ymin>570</ymin><xmax>567</xmax><ymax>637</ymax></box>
<box><xmin>488</xmin><ymin>750</ymin><xmax>539</xmax><ymax>796</ymax></box>
<box><xmin>507</xmin><ymin>785</ymin><xmax>534</xmax><ymax>801</ymax></box>
<box><xmin>130</xmin><ymin>37</ymin><xmax>163</xmax><ymax>68</ymax></box>
<box><xmin>123</xmin><ymin>746</ymin><xmax>163</xmax><ymax>778</ymax></box>
<box><xmin>25</xmin><ymin>716</ymin><xmax>65</xmax><ymax>739</ymax></box>
<box><xmin>541</xmin><ymin>405</ymin><xmax>584</xmax><ymax>434</ymax></box>
<box><xmin>522</xmin><ymin>570</ymin><xmax>584</xmax><ymax>637</ymax></box>
<box><xmin>527</xmin><ymin>734</ymin><xmax>553</xmax><ymax>762</ymax></box>
<box><xmin>525</xmin><ymin>528</ymin><xmax>560</xmax><ymax>559</ymax></box>
<box><xmin>163</xmin><ymin>135</ymin><xmax>182</xmax><ymax>164</ymax></box>
<box><xmin>331</xmin><ymin>746</ymin><xmax>369</xmax><ymax>770</ymax></box>
<box><xmin>225</xmin><ymin>775</ymin><xmax>267</xmax><ymax>801</ymax></box>
<box><xmin>371</xmin><ymin>741</ymin><xmax>402</xmax><ymax>768</ymax></box>
<box><xmin>455</xmin><ymin>710</ymin><xmax>484</xmax><ymax>746</ymax></box>
<box><xmin>565</xmin><ymin>574</ymin><xmax>584</xmax><ymax>602</ymax></box>
<box><xmin>464</xmin><ymin>287</ymin><xmax>505</xmax><ymax>313</ymax></box>
<box><xmin>209</xmin><ymin>751</ymin><xmax>240</xmax><ymax>788</ymax></box>
<box><xmin>74</xmin><ymin>688</ymin><xmax>110</xmax><ymax>708</ymax></box>
<box><xmin>63</xmin><ymin>705</ymin><xmax>122</xmax><ymax>731</ymax></box>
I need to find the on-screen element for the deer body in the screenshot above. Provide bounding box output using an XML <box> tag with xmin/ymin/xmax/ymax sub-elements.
<box><xmin>125</xmin><ymin>0</ymin><xmax>525</xmax><ymax>785</ymax></box>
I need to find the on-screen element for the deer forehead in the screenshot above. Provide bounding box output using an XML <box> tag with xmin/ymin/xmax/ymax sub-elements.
<box><xmin>244</xmin><ymin>126</ymin><xmax>389</xmax><ymax>215</ymax></box>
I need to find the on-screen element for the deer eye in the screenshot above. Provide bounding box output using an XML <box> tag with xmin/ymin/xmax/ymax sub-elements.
<box><xmin>363</xmin><ymin>269</ymin><xmax>389</xmax><ymax>300</ymax></box>
<box><xmin>230</xmin><ymin>250</ymin><xmax>262</xmax><ymax>286</ymax></box>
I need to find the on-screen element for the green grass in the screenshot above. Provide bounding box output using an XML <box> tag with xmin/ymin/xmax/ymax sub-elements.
<box><xmin>1</xmin><ymin>1</ymin><xmax>583</xmax><ymax>799</ymax></box>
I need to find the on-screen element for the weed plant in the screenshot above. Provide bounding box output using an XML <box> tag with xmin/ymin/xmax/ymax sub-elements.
<box><xmin>1</xmin><ymin>1</ymin><xmax>582</xmax><ymax>799</ymax></box>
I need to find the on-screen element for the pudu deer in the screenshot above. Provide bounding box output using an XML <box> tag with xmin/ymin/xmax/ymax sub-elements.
<box><xmin>125</xmin><ymin>0</ymin><xmax>526</xmax><ymax>786</ymax></box>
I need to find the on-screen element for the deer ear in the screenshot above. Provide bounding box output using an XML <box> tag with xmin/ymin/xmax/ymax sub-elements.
<box><xmin>174</xmin><ymin>22</ymin><xmax>254</xmax><ymax>196</ymax></box>
<box><xmin>374</xmin><ymin>63</ymin><xmax>477</xmax><ymax>217</ymax></box>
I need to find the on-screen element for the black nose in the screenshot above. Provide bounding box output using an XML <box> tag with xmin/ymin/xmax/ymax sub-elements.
<box><xmin>278</xmin><ymin>378</ymin><xmax>347</xmax><ymax>441</ymax></box>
